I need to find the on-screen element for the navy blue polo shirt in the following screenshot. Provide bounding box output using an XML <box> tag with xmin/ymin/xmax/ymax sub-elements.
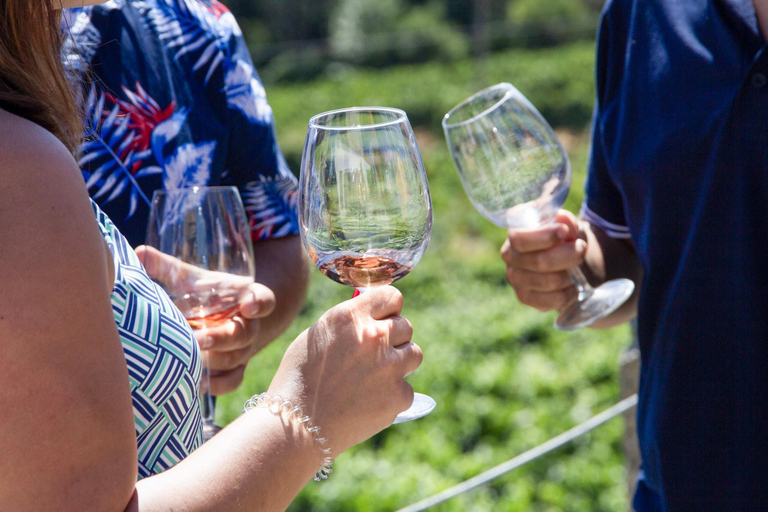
<box><xmin>584</xmin><ymin>0</ymin><xmax>768</xmax><ymax>509</ymax></box>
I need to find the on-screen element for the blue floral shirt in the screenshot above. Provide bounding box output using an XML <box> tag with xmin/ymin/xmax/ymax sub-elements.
<box><xmin>64</xmin><ymin>0</ymin><xmax>299</xmax><ymax>248</ymax></box>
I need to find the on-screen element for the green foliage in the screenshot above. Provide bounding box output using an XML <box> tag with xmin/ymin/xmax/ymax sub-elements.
<box><xmin>330</xmin><ymin>0</ymin><xmax>403</xmax><ymax>65</ymax></box>
<box><xmin>217</xmin><ymin>41</ymin><xmax>631</xmax><ymax>511</ymax></box>
<box><xmin>510</xmin><ymin>0</ymin><xmax>590</xmax><ymax>23</ymax></box>
<box><xmin>329</xmin><ymin>0</ymin><xmax>469</xmax><ymax>68</ymax></box>
<box><xmin>505</xmin><ymin>0</ymin><xmax>600</xmax><ymax>47</ymax></box>
<box><xmin>443</xmin><ymin>0</ymin><xmax>473</xmax><ymax>26</ymax></box>
<box><xmin>230</xmin><ymin>0</ymin><xmax>601</xmax><ymax>80</ymax></box>
<box><xmin>397</xmin><ymin>3</ymin><xmax>471</xmax><ymax>62</ymax></box>
<box><xmin>247</xmin><ymin>0</ymin><xmax>334</xmax><ymax>42</ymax></box>
<box><xmin>265</xmin><ymin>41</ymin><xmax>596</xmax><ymax>172</ymax></box>
<box><xmin>258</xmin><ymin>45</ymin><xmax>330</xmax><ymax>85</ymax></box>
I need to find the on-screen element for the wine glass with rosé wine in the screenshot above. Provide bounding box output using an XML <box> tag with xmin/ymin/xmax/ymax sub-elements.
<box><xmin>442</xmin><ymin>83</ymin><xmax>634</xmax><ymax>330</ymax></box>
<box><xmin>144</xmin><ymin>186</ymin><xmax>256</xmax><ymax>440</ymax></box>
<box><xmin>299</xmin><ymin>106</ymin><xmax>435</xmax><ymax>424</ymax></box>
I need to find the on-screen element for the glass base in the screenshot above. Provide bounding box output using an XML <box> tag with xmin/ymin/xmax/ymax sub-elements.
<box><xmin>392</xmin><ymin>392</ymin><xmax>436</xmax><ymax>424</ymax></box>
<box><xmin>555</xmin><ymin>278</ymin><xmax>635</xmax><ymax>331</ymax></box>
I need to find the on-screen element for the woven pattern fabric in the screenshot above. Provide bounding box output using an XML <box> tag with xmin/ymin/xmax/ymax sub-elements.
<box><xmin>93</xmin><ymin>201</ymin><xmax>203</xmax><ymax>478</ymax></box>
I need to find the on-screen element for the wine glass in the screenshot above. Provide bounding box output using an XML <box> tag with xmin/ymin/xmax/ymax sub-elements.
<box><xmin>299</xmin><ymin>106</ymin><xmax>435</xmax><ymax>423</ymax></box>
<box><xmin>442</xmin><ymin>83</ymin><xmax>634</xmax><ymax>330</ymax></box>
<box><xmin>144</xmin><ymin>186</ymin><xmax>256</xmax><ymax>440</ymax></box>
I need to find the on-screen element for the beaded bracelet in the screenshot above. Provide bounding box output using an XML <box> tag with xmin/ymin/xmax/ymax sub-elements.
<box><xmin>243</xmin><ymin>393</ymin><xmax>334</xmax><ymax>482</ymax></box>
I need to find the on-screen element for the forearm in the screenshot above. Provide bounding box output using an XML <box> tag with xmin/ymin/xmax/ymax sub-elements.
<box><xmin>580</xmin><ymin>221</ymin><xmax>643</xmax><ymax>329</ymax></box>
<box><xmin>131</xmin><ymin>406</ymin><xmax>321</xmax><ymax>512</ymax></box>
<box><xmin>253</xmin><ymin>235</ymin><xmax>310</xmax><ymax>344</ymax></box>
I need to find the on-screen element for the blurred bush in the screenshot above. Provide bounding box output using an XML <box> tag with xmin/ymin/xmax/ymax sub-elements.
<box><xmin>265</xmin><ymin>41</ymin><xmax>597</xmax><ymax>172</ymax></box>
<box><xmin>329</xmin><ymin>0</ymin><xmax>469</xmax><ymax>67</ymax></box>
<box><xmin>503</xmin><ymin>0</ymin><xmax>600</xmax><ymax>48</ymax></box>
<box><xmin>235</xmin><ymin>0</ymin><xmax>603</xmax><ymax>85</ymax></box>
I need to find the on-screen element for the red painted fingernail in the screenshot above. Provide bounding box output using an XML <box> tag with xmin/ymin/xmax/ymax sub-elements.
<box><xmin>352</xmin><ymin>289</ymin><xmax>361</xmax><ymax>298</ymax></box>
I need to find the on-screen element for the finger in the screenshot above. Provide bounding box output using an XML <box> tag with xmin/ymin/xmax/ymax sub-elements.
<box><xmin>393</xmin><ymin>340</ymin><xmax>423</xmax><ymax>377</ymax></box>
<box><xmin>380</xmin><ymin>316</ymin><xmax>413</xmax><ymax>347</ymax></box>
<box><xmin>239</xmin><ymin>283</ymin><xmax>276</xmax><ymax>319</ymax></box>
<box><xmin>500</xmin><ymin>238</ymin><xmax>513</xmax><ymax>264</ymax></box>
<box><xmin>553</xmin><ymin>210</ymin><xmax>582</xmax><ymax>242</ymax></box>
<box><xmin>198</xmin><ymin>316</ymin><xmax>259</xmax><ymax>352</ymax></box>
<box><xmin>508</xmin><ymin>239</ymin><xmax>587</xmax><ymax>273</ymax></box>
<box><xmin>505</xmin><ymin>267</ymin><xmax>573</xmax><ymax>293</ymax></box>
<box><xmin>134</xmin><ymin>245</ymin><xmax>197</xmax><ymax>283</ymax></box>
<box><xmin>505</xmin><ymin>223</ymin><xmax>570</xmax><ymax>256</ymax></box>
<box><xmin>393</xmin><ymin>380</ymin><xmax>416</xmax><ymax>417</ymax></box>
<box><xmin>209</xmin><ymin>366</ymin><xmax>246</xmax><ymax>396</ymax></box>
<box><xmin>515</xmin><ymin>287</ymin><xmax>578</xmax><ymax>312</ymax></box>
<box><xmin>207</xmin><ymin>345</ymin><xmax>253</xmax><ymax>373</ymax></box>
<box><xmin>352</xmin><ymin>286</ymin><xmax>404</xmax><ymax>321</ymax></box>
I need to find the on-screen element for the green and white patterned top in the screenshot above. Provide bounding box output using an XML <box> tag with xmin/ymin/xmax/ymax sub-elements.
<box><xmin>94</xmin><ymin>201</ymin><xmax>203</xmax><ymax>478</ymax></box>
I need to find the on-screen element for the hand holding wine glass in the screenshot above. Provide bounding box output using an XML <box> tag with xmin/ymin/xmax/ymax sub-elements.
<box><xmin>143</xmin><ymin>186</ymin><xmax>257</xmax><ymax>439</ymax></box>
<box><xmin>136</xmin><ymin>245</ymin><xmax>275</xmax><ymax>391</ymax></box>
<box><xmin>299</xmin><ymin>106</ymin><xmax>435</xmax><ymax>423</ymax></box>
<box><xmin>442</xmin><ymin>83</ymin><xmax>634</xmax><ymax>330</ymax></box>
<box><xmin>268</xmin><ymin>285</ymin><xmax>423</xmax><ymax>454</ymax></box>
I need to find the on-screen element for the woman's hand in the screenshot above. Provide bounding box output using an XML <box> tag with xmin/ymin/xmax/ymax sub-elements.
<box><xmin>500</xmin><ymin>209</ymin><xmax>585</xmax><ymax>312</ymax></box>
<box><xmin>268</xmin><ymin>286</ymin><xmax>423</xmax><ymax>454</ymax></box>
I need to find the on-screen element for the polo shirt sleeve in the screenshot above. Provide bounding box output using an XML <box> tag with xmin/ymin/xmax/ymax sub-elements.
<box><xmin>580</xmin><ymin>2</ymin><xmax>631</xmax><ymax>240</ymax></box>
<box><xmin>213</xmin><ymin>13</ymin><xmax>299</xmax><ymax>241</ymax></box>
<box><xmin>581</xmin><ymin>109</ymin><xmax>631</xmax><ymax>239</ymax></box>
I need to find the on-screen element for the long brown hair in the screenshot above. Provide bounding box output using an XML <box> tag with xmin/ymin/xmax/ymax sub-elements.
<box><xmin>0</xmin><ymin>0</ymin><xmax>82</xmax><ymax>155</ymax></box>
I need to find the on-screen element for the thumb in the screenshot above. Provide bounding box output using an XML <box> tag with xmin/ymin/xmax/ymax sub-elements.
<box><xmin>553</xmin><ymin>210</ymin><xmax>582</xmax><ymax>243</ymax></box>
<box><xmin>239</xmin><ymin>283</ymin><xmax>276</xmax><ymax>319</ymax></box>
<box><xmin>134</xmin><ymin>245</ymin><xmax>191</xmax><ymax>284</ymax></box>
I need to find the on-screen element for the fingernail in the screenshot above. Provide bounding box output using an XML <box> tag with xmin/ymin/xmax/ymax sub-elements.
<box><xmin>229</xmin><ymin>320</ymin><xmax>242</xmax><ymax>336</ymax></box>
<box><xmin>556</xmin><ymin>224</ymin><xmax>568</xmax><ymax>240</ymax></box>
<box><xmin>575</xmin><ymin>239</ymin><xmax>587</xmax><ymax>254</ymax></box>
<box><xmin>242</xmin><ymin>300</ymin><xmax>260</xmax><ymax>317</ymax></box>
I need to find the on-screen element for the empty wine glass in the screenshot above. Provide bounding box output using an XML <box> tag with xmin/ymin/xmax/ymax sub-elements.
<box><xmin>144</xmin><ymin>186</ymin><xmax>256</xmax><ymax>440</ymax></box>
<box><xmin>299</xmin><ymin>106</ymin><xmax>435</xmax><ymax>423</ymax></box>
<box><xmin>442</xmin><ymin>83</ymin><xmax>634</xmax><ymax>330</ymax></box>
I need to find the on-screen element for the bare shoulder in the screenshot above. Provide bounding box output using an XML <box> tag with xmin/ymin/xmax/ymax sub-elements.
<box><xmin>0</xmin><ymin>108</ymin><xmax>106</xmax><ymax>286</ymax></box>
<box><xmin>0</xmin><ymin>112</ymin><xmax>138</xmax><ymax>510</ymax></box>
<box><xmin>0</xmin><ymin>109</ymin><xmax>82</xmax><ymax>188</ymax></box>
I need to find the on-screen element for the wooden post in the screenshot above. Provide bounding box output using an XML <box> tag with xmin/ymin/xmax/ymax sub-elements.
<box><xmin>619</xmin><ymin>338</ymin><xmax>641</xmax><ymax>511</ymax></box>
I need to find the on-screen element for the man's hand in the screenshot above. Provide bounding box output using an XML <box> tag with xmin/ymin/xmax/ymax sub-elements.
<box><xmin>500</xmin><ymin>209</ymin><xmax>642</xmax><ymax>328</ymax></box>
<box><xmin>197</xmin><ymin>280</ymin><xmax>276</xmax><ymax>395</ymax></box>
<box><xmin>500</xmin><ymin>210</ymin><xmax>585</xmax><ymax>312</ymax></box>
<box><xmin>135</xmin><ymin>245</ymin><xmax>276</xmax><ymax>395</ymax></box>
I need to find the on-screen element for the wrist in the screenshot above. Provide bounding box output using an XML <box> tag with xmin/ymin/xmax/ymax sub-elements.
<box><xmin>243</xmin><ymin>393</ymin><xmax>334</xmax><ymax>481</ymax></box>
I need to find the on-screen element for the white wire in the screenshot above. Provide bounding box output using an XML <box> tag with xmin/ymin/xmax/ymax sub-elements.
<box><xmin>396</xmin><ymin>394</ymin><xmax>639</xmax><ymax>512</ymax></box>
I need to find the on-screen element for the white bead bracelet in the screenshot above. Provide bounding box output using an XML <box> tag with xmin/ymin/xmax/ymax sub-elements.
<box><xmin>243</xmin><ymin>393</ymin><xmax>334</xmax><ymax>481</ymax></box>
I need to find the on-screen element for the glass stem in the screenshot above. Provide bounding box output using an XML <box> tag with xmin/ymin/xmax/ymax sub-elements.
<box><xmin>567</xmin><ymin>265</ymin><xmax>594</xmax><ymax>302</ymax></box>
<box><xmin>201</xmin><ymin>345</ymin><xmax>215</xmax><ymax>425</ymax></box>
